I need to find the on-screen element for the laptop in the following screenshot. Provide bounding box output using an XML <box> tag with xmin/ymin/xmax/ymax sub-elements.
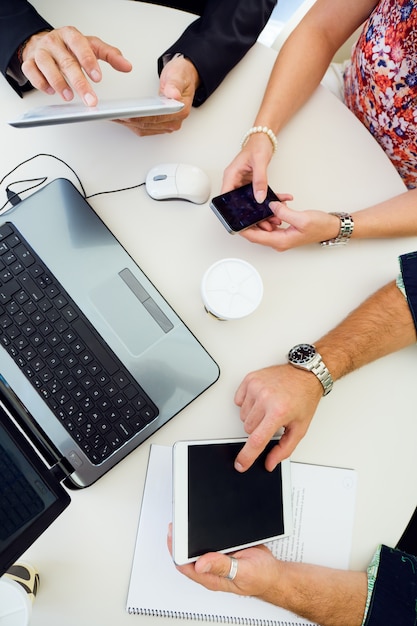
<box><xmin>0</xmin><ymin>176</ymin><xmax>219</xmax><ymax>469</ymax></box>
<box><xmin>0</xmin><ymin>176</ymin><xmax>219</xmax><ymax>574</ymax></box>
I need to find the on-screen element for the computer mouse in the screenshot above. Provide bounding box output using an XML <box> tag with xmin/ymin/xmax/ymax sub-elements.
<box><xmin>145</xmin><ymin>163</ymin><xmax>211</xmax><ymax>204</ymax></box>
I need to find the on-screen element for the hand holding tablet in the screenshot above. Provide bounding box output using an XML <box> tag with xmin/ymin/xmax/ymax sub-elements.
<box><xmin>7</xmin><ymin>96</ymin><xmax>184</xmax><ymax>128</ymax></box>
<box><xmin>172</xmin><ymin>438</ymin><xmax>292</xmax><ymax>565</ymax></box>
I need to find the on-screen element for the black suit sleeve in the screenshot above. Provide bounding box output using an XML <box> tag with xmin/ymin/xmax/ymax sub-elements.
<box><xmin>0</xmin><ymin>0</ymin><xmax>276</xmax><ymax>103</ymax></box>
<box><xmin>0</xmin><ymin>0</ymin><xmax>52</xmax><ymax>96</ymax></box>
<box><xmin>158</xmin><ymin>0</ymin><xmax>277</xmax><ymax>106</ymax></box>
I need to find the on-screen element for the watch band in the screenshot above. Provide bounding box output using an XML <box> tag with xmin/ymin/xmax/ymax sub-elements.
<box><xmin>288</xmin><ymin>344</ymin><xmax>334</xmax><ymax>396</ymax></box>
<box><xmin>309</xmin><ymin>357</ymin><xmax>333</xmax><ymax>396</ymax></box>
<box><xmin>320</xmin><ymin>212</ymin><xmax>354</xmax><ymax>247</ymax></box>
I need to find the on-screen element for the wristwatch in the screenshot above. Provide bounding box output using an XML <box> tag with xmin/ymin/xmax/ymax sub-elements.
<box><xmin>320</xmin><ymin>212</ymin><xmax>354</xmax><ymax>246</ymax></box>
<box><xmin>287</xmin><ymin>343</ymin><xmax>333</xmax><ymax>396</ymax></box>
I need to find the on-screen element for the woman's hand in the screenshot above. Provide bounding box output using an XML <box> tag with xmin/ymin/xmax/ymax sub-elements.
<box><xmin>240</xmin><ymin>201</ymin><xmax>341</xmax><ymax>251</ymax></box>
<box><xmin>221</xmin><ymin>133</ymin><xmax>275</xmax><ymax>203</ymax></box>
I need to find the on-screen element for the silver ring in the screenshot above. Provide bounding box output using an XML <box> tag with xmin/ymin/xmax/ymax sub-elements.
<box><xmin>225</xmin><ymin>556</ymin><xmax>238</xmax><ymax>580</ymax></box>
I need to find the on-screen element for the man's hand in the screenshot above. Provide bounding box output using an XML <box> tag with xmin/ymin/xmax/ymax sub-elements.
<box><xmin>167</xmin><ymin>524</ymin><xmax>368</xmax><ymax>626</ymax></box>
<box><xmin>233</xmin><ymin>364</ymin><xmax>323</xmax><ymax>472</ymax></box>
<box><xmin>113</xmin><ymin>54</ymin><xmax>199</xmax><ymax>136</ymax></box>
<box><xmin>167</xmin><ymin>523</ymin><xmax>279</xmax><ymax>598</ymax></box>
<box><xmin>21</xmin><ymin>27</ymin><xmax>132</xmax><ymax>106</ymax></box>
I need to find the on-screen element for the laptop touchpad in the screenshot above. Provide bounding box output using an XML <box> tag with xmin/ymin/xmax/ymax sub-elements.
<box><xmin>90</xmin><ymin>268</ymin><xmax>173</xmax><ymax>357</ymax></box>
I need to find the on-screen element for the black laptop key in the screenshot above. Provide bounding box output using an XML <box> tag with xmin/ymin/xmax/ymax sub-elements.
<box><xmin>0</xmin><ymin>222</ymin><xmax>159</xmax><ymax>465</ymax></box>
<box><xmin>72</xmin><ymin>318</ymin><xmax>119</xmax><ymax>376</ymax></box>
<box><xmin>19</xmin><ymin>274</ymin><xmax>43</xmax><ymax>301</ymax></box>
<box><xmin>0</xmin><ymin>278</ymin><xmax>20</xmax><ymax>303</ymax></box>
<box><xmin>0</xmin><ymin>223</ymin><xmax>13</xmax><ymax>240</ymax></box>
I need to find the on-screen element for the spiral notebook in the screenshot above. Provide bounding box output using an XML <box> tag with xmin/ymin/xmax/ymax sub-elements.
<box><xmin>126</xmin><ymin>445</ymin><xmax>357</xmax><ymax>625</ymax></box>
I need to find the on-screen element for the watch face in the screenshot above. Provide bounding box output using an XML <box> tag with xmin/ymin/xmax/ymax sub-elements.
<box><xmin>288</xmin><ymin>343</ymin><xmax>316</xmax><ymax>365</ymax></box>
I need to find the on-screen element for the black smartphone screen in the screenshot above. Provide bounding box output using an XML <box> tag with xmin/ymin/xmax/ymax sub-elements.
<box><xmin>187</xmin><ymin>441</ymin><xmax>285</xmax><ymax>558</ymax></box>
<box><xmin>210</xmin><ymin>184</ymin><xmax>277</xmax><ymax>233</ymax></box>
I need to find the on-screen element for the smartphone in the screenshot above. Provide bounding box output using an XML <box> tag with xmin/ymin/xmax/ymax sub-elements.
<box><xmin>172</xmin><ymin>438</ymin><xmax>292</xmax><ymax>565</ymax></box>
<box><xmin>210</xmin><ymin>183</ymin><xmax>278</xmax><ymax>234</ymax></box>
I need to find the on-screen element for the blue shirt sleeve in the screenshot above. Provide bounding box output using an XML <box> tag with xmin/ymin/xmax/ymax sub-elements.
<box><xmin>364</xmin><ymin>545</ymin><xmax>417</xmax><ymax>625</ymax></box>
<box><xmin>399</xmin><ymin>250</ymin><xmax>417</xmax><ymax>332</ymax></box>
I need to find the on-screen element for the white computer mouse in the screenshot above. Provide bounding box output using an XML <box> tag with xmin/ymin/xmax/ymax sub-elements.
<box><xmin>145</xmin><ymin>163</ymin><xmax>211</xmax><ymax>204</ymax></box>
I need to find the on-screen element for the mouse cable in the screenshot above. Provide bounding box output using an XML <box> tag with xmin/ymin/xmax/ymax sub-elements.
<box><xmin>85</xmin><ymin>181</ymin><xmax>145</xmax><ymax>200</ymax></box>
<box><xmin>0</xmin><ymin>152</ymin><xmax>146</xmax><ymax>215</ymax></box>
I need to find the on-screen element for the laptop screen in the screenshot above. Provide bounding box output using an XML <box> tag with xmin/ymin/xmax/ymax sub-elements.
<box><xmin>0</xmin><ymin>406</ymin><xmax>71</xmax><ymax>576</ymax></box>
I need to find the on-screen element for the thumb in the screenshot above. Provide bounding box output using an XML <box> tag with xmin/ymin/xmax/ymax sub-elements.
<box><xmin>195</xmin><ymin>553</ymin><xmax>234</xmax><ymax>578</ymax></box>
<box><xmin>252</xmin><ymin>173</ymin><xmax>269</xmax><ymax>204</ymax></box>
<box><xmin>160</xmin><ymin>78</ymin><xmax>182</xmax><ymax>101</ymax></box>
<box><xmin>269</xmin><ymin>201</ymin><xmax>301</xmax><ymax>226</ymax></box>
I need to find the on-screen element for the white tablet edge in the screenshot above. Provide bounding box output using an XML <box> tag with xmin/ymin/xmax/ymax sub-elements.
<box><xmin>8</xmin><ymin>96</ymin><xmax>184</xmax><ymax>128</ymax></box>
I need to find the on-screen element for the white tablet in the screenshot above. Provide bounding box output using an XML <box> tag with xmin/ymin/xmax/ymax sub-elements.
<box><xmin>172</xmin><ymin>438</ymin><xmax>292</xmax><ymax>565</ymax></box>
<box><xmin>7</xmin><ymin>95</ymin><xmax>184</xmax><ymax>128</ymax></box>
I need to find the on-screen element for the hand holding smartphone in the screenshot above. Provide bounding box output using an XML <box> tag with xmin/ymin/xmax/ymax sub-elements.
<box><xmin>210</xmin><ymin>183</ymin><xmax>278</xmax><ymax>234</ymax></box>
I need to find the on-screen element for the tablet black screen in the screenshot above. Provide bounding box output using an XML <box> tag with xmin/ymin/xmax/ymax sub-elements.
<box><xmin>187</xmin><ymin>440</ymin><xmax>285</xmax><ymax>558</ymax></box>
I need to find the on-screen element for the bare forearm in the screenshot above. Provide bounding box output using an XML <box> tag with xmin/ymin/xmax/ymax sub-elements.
<box><xmin>263</xmin><ymin>561</ymin><xmax>367</xmax><ymax>626</ymax></box>
<box><xmin>252</xmin><ymin>1</ymin><xmax>372</xmax><ymax>135</ymax></box>
<box><xmin>316</xmin><ymin>281</ymin><xmax>416</xmax><ymax>381</ymax></box>
<box><xmin>352</xmin><ymin>189</ymin><xmax>417</xmax><ymax>239</ymax></box>
<box><xmin>254</xmin><ymin>24</ymin><xmax>333</xmax><ymax>134</ymax></box>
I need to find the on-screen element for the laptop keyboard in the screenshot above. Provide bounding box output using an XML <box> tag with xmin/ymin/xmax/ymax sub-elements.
<box><xmin>0</xmin><ymin>441</ymin><xmax>45</xmax><ymax>539</ymax></box>
<box><xmin>0</xmin><ymin>222</ymin><xmax>159</xmax><ymax>465</ymax></box>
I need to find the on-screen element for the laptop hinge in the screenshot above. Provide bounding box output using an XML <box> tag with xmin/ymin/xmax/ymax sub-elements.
<box><xmin>0</xmin><ymin>381</ymin><xmax>68</xmax><ymax>469</ymax></box>
<box><xmin>50</xmin><ymin>459</ymin><xmax>75</xmax><ymax>483</ymax></box>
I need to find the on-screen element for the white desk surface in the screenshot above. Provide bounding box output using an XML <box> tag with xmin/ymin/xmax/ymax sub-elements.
<box><xmin>1</xmin><ymin>1</ymin><xmax>416</xmax><ymax>624</ymax></box>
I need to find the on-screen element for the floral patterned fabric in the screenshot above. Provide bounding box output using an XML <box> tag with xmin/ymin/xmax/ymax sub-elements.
<box><xmin>344</xmin><ymin>0</ymin><xmax>417</xmax><ymax>189</ymax></box>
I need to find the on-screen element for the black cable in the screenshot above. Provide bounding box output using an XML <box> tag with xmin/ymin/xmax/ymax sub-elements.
<box><xmin>6</xmin><ymin>177</ymin><xmax>47</xmax><ymax>207</ymax></box>
<box><xmin>85</xmin><ymin>181</ymin><xmax>145</xmax><ymax>199</ymax></box>
<box><xmin>0</xmin><ymin>152</ymin><xmax>146</xmax><ymax>215</ymax></box>
<box><xmin>0</xmin><ymin>153</ymin><xmax>86</xmax><ymax>195</ymax></box>
<box><xmin>6</xmin><ymin>187</ymin><xmax>22</xmax><ymax>206</ymax></box>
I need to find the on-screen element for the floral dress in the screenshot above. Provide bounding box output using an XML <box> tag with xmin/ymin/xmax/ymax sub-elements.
<box><xmin>344</xmin><ymin>0</ymin><xmax>417</xmax><ymax>189</ymax></box>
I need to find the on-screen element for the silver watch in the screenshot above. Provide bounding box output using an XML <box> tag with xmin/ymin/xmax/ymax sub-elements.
<box><xmin>287</xmin><ymin>343</ymin><xmax>333</xmax><ymax>396</ymax></box>
<box><xmin>320</xmin><ymin>212</ymin><xmax>354</xmax><ymax>246</ymax></box>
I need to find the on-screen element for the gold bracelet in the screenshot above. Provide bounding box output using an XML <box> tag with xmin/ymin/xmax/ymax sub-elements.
<box><xmin>241</xmin><ymin>126</ymin><xmax>278</xmax><ymax>154</ymax></box>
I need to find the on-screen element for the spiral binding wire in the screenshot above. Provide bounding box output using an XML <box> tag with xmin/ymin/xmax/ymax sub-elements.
<box><xmin>126</xmin><ymin>606</ymin><xmax>314</xmax><ymax>625</ymax></box>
